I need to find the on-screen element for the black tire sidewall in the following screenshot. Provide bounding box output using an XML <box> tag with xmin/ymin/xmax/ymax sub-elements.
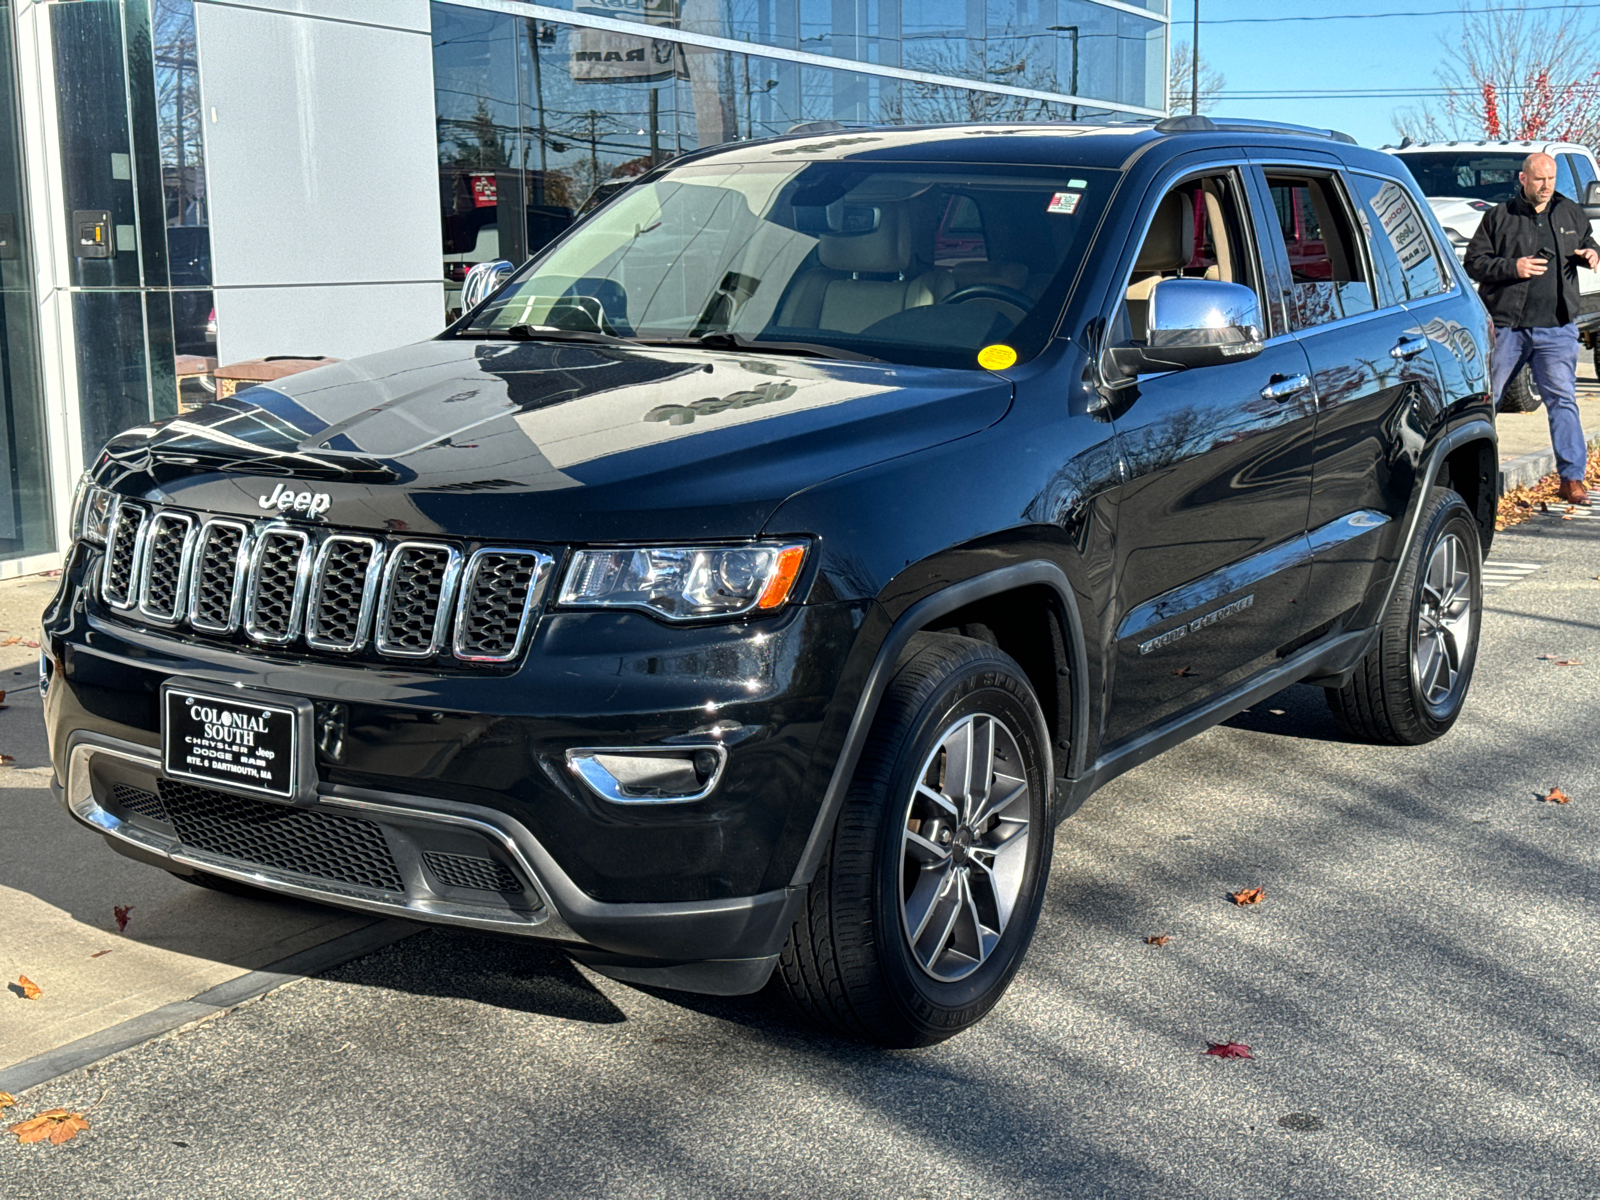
<box><xmin>867</xmin><ymin>659</ymin><xmax>1053</xmax><ymax>1040</ymax></box>
<box><xmin>1401</xmin><ymin>496</ymin><xmax>1482</xmax><ymax>735</ymax></box>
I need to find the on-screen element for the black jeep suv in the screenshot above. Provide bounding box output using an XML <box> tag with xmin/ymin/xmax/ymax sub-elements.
<box><xmin>44</xmin><ymin>116</ymin><xmax>1497</xmax><ymax>1047</ymax></box>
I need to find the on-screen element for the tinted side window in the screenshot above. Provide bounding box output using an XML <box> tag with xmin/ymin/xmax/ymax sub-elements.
<box><xmin>1261</xmin><ymin>172</ymin><xmax>1375</xmax><ymax>330</ymax></box>
<box><xmin>1556</xmin><ymin>154</ymin><xmax>1580</xmax><ymax>200</ymax></box>
<box><xmin>1347</xmin><ymin>173</ymin><xmax>1448</xmax><ymax>301</ymax></box>
<box><xmin>1568</xmin><ymin>153</ymin><xmax>1597</xmax><ymax>194</ymax></box>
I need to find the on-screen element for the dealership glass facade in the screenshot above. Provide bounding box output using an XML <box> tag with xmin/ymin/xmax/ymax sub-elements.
<box><xmin>433</xmin><ymin>0</ymin><xmax>1166</xmax><ymax>314</ymax></box>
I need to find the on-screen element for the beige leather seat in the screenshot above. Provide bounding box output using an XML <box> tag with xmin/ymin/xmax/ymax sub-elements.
<box><xmin>1125</xmin><ymin>192</ymin><xmax>1194</xmax><ymax>339</ymax></box>
<box><xmin>779</xmin><ymin>206</ymin><xmax>953</xmax><ymax>333</ymax></box>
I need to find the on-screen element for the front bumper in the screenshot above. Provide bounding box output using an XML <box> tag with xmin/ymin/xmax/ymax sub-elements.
<box><xmin>55</xmin><ymin>731</ymin><xmax>801</xmax><ymax>993</ymax></box>
<box><xmin>42</xmin><ymin>547</ymin><xmax>874</xmax><ymax>994</ymax></box>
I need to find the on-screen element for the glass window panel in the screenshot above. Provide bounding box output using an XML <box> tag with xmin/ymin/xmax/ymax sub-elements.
<box><xmin>1263</xmin><ymin>174</ymin><xmax>1376</xmax><ymax>330</ymax></box>
<box><xmin>1348</xmin><ymin>172</ymin><xmax>1448</xmax><ymax>303</ymax></box>
<box><xmin>0</xmin><ymin>6</ymin><xmax>53</xmax><ymax>557</ymax></box>
<box><xmin>1556</xmin><ymin>154</ymin><xmax>1579</xmax><ymax>200</ymax></box>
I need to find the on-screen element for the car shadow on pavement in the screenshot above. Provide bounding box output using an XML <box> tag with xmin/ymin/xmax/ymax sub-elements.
<box><xmin>1219</xmin><ymin>682</ymin><xmax>1345</xmax><ymax>741</ymax></box>
<box><xmin>323</xmin><ymin>927</ymin><xmax>630</xmax><ymax>1023</ymax></box>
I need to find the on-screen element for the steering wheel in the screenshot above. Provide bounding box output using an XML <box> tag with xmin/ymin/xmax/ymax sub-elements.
<box><xmin>939</xmin><ymin>284</ymin><xmax>1035</xmax><ymax>311</ymax></box>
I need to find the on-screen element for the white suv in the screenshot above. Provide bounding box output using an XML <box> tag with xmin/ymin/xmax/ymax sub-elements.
<box><xmin>1387</xmin><ymin>139</ymin><xmax>1600</xmax><ymax>410</ymax></box>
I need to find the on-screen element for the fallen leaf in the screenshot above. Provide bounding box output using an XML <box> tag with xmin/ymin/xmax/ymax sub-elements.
<box><xmin>1204</xmin><ymin>1042</ymin><xmax>1254</xmax><ymax>1060</ymax></box>
<box><xmin>8</xmin><ymin>1109</ymin><xmax>90</xmax><ymax>1145</ymax></box>
<box><xmin>1543</xmin><ymin>787</ymin><xmax>1572</xmax><ymax>804</ymax></box>
<box><xmin>1536</xmin><ymin>655</ymin><xmax>1583</xmax><ymax>666</ymax></box>
<box><xmin>1229</xmin><ymin>887</ymin><xmax>1266</xmax><ymax>906</ymax></box>
<box><xmin>16</xmin><ymin>976</ymin><xmax>40</xmax><ymax>1000</ymax></box>
<box><xmin>89</xmin><ymin>950</ymin><xmax>113</xmax><ymax>959</ymax></box>
<box><xmin>0</xmin><ymin>1093</ymin><xmax>14</xmax><ymax>1109</ymax></box>
<box><xmin>0</xmin><ymin>636</ymin><xmax>19</xmax><ymax>646</ymax></box>
<box><xmin>1144</xmin><ymin>935</ymin><xmax>1172</xmax><ymax>946</ymax></box>
<box><xmin>1539</xmin><ymin>500</ymin><xmax>1550</xmax><ymax>512</ymax></box>
<box><xmin>22</xmin><ymin>640</ymin><xmax>38</xmax><ymax>649</ymax></box>
<box><xmin>0</xmin><ymin>755</ymin><xmax>14</xmax><ymax>765</ymax></box>
<box><xmin>113</xmin><ymin>906</ymin><xmax>133</xmax><ymax>933</ymax></box>
<box><xmin>1170</xmin><ymin>666</ymin><xmax>1194</xmax><ymax>677</ymax></box>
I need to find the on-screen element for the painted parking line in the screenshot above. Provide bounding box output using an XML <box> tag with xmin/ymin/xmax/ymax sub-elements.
<box><xmin>1481</xmin><ymin>560</ymin><xmax>1545</xmax><ymax>590</ymax></box>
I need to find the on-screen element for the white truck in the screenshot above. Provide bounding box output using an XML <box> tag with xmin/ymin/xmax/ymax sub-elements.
<box><xmin>1387</xmin><ymin>138</ymin><xmax>1600</xmax><ymax>411</ymax></box>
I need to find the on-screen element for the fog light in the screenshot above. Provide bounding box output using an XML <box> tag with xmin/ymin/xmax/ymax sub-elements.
<box><xmin>565</xmin><ymin>745</ymin><xmax>728</xmax><ymax>804</ymax></box>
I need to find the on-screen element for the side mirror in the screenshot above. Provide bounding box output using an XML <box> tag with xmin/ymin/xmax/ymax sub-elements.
<box><xmin>1107</xmin><ymin>278</ymin><xmax>1265</xmax><ymax>377</ymax></box>
<box><xmin>461</xmin><ymin>258</ymin><xmax>515</xmax><ymax>311</ymax></box>
<box><xmin>1583</xmin><ymin>179</ymin><xmax>1600</xmax><ymax>221</ymax></box>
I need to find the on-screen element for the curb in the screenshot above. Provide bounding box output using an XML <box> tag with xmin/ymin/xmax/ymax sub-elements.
<box><xmin>1498</xmin><ymin>425</ymin><xmax>1600</xmax><ymax>493</ymax></box>
<box><xmin>0</xmin><ymin>917</ymin><xmax>420</xmax><ymax>1096</ymax></box>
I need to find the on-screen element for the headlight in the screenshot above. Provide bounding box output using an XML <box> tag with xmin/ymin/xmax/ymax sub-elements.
<box><xmin>559</xmin><ymin>542</ymin><xmax>807</xmax><ymax>620</ymax></box>
<box><xmin>70</xmin><ymin>475</ymin><xmax>115</xmax><ymax>545</ymax></box>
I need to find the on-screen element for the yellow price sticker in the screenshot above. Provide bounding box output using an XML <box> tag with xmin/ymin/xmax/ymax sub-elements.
<box><xmin>977</xmin><ymin>344</ymin><xmax>1018</xmax><ymax>371</ymax></box>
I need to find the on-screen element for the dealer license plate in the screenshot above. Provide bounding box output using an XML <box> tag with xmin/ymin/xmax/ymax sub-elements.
<box><xmin>162</xmin><ymin>686</ymin><xmax>303</xmax><ymax>800</ymax></box>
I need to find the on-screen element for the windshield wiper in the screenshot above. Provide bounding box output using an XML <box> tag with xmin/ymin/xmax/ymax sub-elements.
<box><xmin>639</xmin><ymin>331</ymin><xmax>881</xmax><ymax>362</ymax></box>
<box><xmin>451</xmin><ymin>324</ymin><xmax>632</xmax><ymax>346</ymax></box>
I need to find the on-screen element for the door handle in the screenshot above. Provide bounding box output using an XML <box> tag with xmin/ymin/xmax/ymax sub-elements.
<box><xmin>1391</xmin><ymin>335</ymin><xmax>1429</xmax><ymax>360</ymax></box>
<box><xmin>1260</xmin><ymin>373</ymin><xmax>1311</xmax><ymax>402</ymax></box>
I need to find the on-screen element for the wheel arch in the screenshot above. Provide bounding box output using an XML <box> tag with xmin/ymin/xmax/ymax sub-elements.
<box><xmin>1435</xmin><ymin>431</ymin><xmax>1498</xmax><ymax>557</ymax></box>
<box><xmin>788</xmin><ymin>561</ymin><xmax>1089</xmax><ymax>889</ymax></box>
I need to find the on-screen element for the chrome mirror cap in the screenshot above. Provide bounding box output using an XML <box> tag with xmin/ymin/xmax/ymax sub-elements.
<box><xmin>1147</xmin><ymin>277</ymin><xmax>1265</xmax><ymax>350</ymax></box>
<box><xmin>461</xmin><ymin>259</ymin><xmax>515</xmax><ymax>311</ymax></box>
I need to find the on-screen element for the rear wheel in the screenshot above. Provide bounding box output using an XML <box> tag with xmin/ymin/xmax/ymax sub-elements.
<box><xmin>777</xmin><ymin>634</ymin><xmax>1054</xmax><ymax>1047</ymax></box>
<box><xmin>1499</xmin><ymin>365</ymin><xmax>1542</xmax><ymax>413</ymax></box>
<box><xmin>1326</xmin><ymin>487</ymin><xmax>1482</xmax><ymax>744</ymax></box>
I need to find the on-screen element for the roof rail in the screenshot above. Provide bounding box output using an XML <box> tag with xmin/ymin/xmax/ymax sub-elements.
<box><xmin>1153</xmin><ymin>114</ymin><xmax>1357</xmax><ymax>145</ymax></box>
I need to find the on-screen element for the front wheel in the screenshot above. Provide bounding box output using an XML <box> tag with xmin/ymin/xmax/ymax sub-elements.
<box><xmin>777</xmin><ymin>635</ymin><xmax>1054</xmax><ymax>1047</ymax></box>
<box><xmin>1326</xmin><ymin>487</ymin><xmax>1482</xmax><ymax>744</ymax></box>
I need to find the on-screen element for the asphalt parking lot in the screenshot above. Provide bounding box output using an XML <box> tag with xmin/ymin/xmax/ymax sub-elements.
<box><xmin>2</xmin><ymin>504</ymin><xmax>1597</xmax><ymax>1199</ymax></box>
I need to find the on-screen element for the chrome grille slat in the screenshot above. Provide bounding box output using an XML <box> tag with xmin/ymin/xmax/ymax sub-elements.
<box><xmin>188</xmin><ymin>519</ymin><xmax>250</xmax><ymax>634</ymax></box>
<box><xmin>453</xmin><ymin>548</ymin><xmax>553</xmax><ymax>663</ymax></box>
<box><xmin>377</xmin><ymin>542</ymin><xmax>462</xmax><ymax>658</ymax></box>
<box><xmin>136</xmin><ymin>511</ymin><xmax>197</xmax><ymax>624</ymax></box>
<box><xmin>306</xmin><ymin>535</ymin><xmax>383</xmax><ymax>653</ymax></box>
<box><xmin>244</xmin><ymin>527</ymin><xmax>312</xmax><ymax>645</ymax></box>
<box><xmin>102</xmin><ymin>501</ymin><xmax>149</xmax><ymax>610</ymax></box>
<box><xmin>96</xmin><ymin>503</ymin><xmax>543</xmax><ymax>664</ymax></box>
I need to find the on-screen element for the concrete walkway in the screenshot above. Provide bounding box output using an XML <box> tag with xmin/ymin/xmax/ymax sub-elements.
<box><xmin>0</xmin><ymin>578</ymin><xmax>417</xmax><ymax>1093</ymax></box>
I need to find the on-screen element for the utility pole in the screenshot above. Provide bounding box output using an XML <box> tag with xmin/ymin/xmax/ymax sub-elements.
<box><xmin>1191</xmin><ymin>1</ymin><xmax>1199</xmax><ymax>116</ymax></box>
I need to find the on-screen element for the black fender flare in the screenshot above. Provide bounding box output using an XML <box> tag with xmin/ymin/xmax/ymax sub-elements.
<box><xmin>788</xmin><ymin>560</ymin><xmax>1090</xmax><ymax>888</ymax></box>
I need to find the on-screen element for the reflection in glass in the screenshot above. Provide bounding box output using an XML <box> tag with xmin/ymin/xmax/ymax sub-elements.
<box><xmin>0</xmin><ymin>0</ymin><xmax>53</xmax><ymax>558</ymax></box>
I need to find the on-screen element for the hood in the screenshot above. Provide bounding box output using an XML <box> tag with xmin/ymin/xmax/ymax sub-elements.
<box><xmin>101</xmin><ymin>338</ymin><xmax>1013</xmax><ymax>542</ymax></box>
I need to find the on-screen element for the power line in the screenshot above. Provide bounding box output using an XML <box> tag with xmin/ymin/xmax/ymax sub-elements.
<box><xmin>1191</xmin><ymin>2</ymin><xmax>1600</xmax><ymax>23</ymax></box>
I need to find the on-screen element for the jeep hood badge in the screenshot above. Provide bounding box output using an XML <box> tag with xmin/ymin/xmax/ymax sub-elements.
<box><xmin>259</xmin><ymin>482</ymin><xmax>332</xmax><ymax>517</ymax></box>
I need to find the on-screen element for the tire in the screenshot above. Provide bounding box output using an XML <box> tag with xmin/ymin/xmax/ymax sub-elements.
<box><xmin>1498</xmin><ymin>365</ymin><xmax>1542</xmax><ymax>413</ymax></box>
<box><xmin>777</xmin><ymin>634</ymin><xmax>1054</xmax><ymax>1047</ymax></box>
<box><xmin>1325</xmin><ymin>487</ymin><xmax>1482</xmax><ymax>745</ymax></box>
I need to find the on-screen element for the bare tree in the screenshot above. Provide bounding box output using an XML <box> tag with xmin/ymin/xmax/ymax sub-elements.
<box><xmin>1393</xmin><ymin>3</ymin><xmax>1600</xmax><ymax>147</ymax></box>
<box><xmin>1167</xmin><ymin>41</ymin><xmax>1225</xmax><ymax>116</ymax></box>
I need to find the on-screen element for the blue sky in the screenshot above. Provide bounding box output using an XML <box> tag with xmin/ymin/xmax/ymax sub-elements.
<box><xmin>1171</xmin><ymin>1</ymin><xmax>1592</xmax><ymax>149</ymax></box>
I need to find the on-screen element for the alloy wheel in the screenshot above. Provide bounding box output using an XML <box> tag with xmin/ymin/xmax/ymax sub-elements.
<box><xmin>897</xmin><ymin>712</ymin><xmax>1032</xmax><ymax>982</ymax></box>
<box><xmin>1413</xmin><ymin>531</ymin><xmax>1474</xmax><ymax>714</ymax></box>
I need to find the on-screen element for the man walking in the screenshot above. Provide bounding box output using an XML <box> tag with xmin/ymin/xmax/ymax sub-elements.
<box><xmin>1465</xmin><ymin>152</ymin><xmax>1598</xmax><ymax>505</ymax></box>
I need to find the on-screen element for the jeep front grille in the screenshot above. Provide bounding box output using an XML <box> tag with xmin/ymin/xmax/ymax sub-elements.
<box><xmin>97</xmin><ymin>499</ymin><xmax>554</xmax><ymax>665</ymax></box>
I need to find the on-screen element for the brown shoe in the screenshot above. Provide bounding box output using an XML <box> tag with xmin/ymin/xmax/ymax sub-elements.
<box><xmin>1558</xmin><ymin>478</ymin><xmax>1590</xmax><ymax>506</ymax></box>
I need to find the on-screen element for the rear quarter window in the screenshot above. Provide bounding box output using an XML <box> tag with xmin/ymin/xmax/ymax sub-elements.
<box><xmin>1347</xmin><ymin>173</ymin><xmax>1449</xmax><ymax>303</ymax></box>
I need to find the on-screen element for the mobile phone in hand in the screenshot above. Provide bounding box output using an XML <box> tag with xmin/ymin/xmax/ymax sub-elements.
<box><xmin>1538</xmin><ymin>246</ymin><xmax>1557</xmax><ymax>261</ymax></box>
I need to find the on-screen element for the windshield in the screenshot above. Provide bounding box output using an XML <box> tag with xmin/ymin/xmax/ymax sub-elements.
<box><xmin>452</xmin><ymin>160</ymin><xmax>1117</xmax><ymax>370</ymax></box>
<box><xmin>1399</xmin><ymin>152</ymin><xmax>1525</xmax><ymax>202</ymax></box>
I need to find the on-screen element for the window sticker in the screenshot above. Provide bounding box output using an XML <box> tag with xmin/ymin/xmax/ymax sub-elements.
<box><xmin>1046</xmin><ymin>191</ymin><xmax>1081</xmax><ymax>215</ymax></box>
<box><xmin>1067</xmin><ymin>178</ymin><xmax>1088</xmax><ymax>189</ymax></box>
<box><xmin>977</xmin><ymin>344</ymin><xmax>1018</xmax><ymax>370</ymax></box>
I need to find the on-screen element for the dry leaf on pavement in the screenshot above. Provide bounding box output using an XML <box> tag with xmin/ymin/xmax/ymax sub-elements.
<box><xmin>16</xmin><ymin>976</ymin><xmax>41</xmax><ymax>1000</ymax></box>
<box><xmin>1204</xmin><ymin>1042</ymin><xmax>1254</xmax><ymax>1059</ymax></box>
<box><xmin>89</xmin><ymin>949</ymin><xmax>113</xmax><ymax>959</ymax></box>
<box><xmin>1144</xmin><ymin>935</ymin><xmax>1172</xmax><ymax>946</ymax></box>
<box><xmin>8</xmin><ymin>1109</ymin><xmax>90</xmax><ymax>1145</ymax></box>
<box><xmin>113</xmin><ymin>906</ymin><xmax>133</xmax><ymax>933</ymax></box>
<box><xmin>0</xmin><ymin>1093</ymin><xmax>14</xmax><ymax>1109</ymax></box>
<box><xmin>1537</xmin><ymin>655</ymin><xmax>1583</xmax><ymax>665</ymax></box>
<box><xmin>1229</xmin><ymin>887</ymin><xmax>1266</xmax><ymax>906</ymax></box>
<box><xmin>1543</xmin><ymin>787</ymin><xmax>1572</xmax><ymax>804</ymax></box>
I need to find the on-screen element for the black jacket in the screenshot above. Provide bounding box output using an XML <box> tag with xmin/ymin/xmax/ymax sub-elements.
<box><xmin>1464</xmin><ymin>190</ymin><xmax>1599</xmax><ymax>327</ymax></box>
